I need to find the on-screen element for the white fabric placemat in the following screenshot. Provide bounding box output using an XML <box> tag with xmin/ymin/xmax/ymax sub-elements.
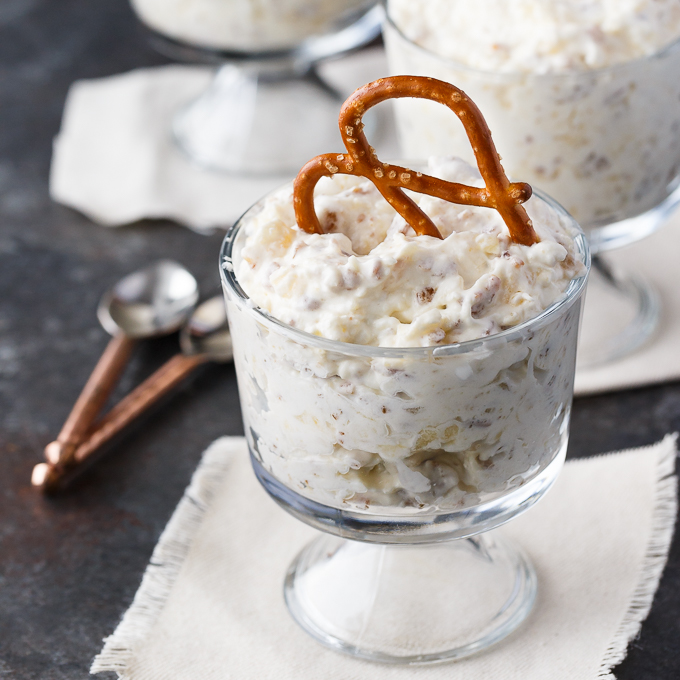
<box><xmin>49</xmin><ymin>50</ymin><xmax>396</xmax><ymax>233</ymax></box>
<box><xmin>574</xmin><ymin>210</ymin><xmax>680</xmax><ymax>395</ymax></box>
<box><xmin>91</xmin><ymin>435</ymin><xmax>677</xmax><ymax>680</ymax></box>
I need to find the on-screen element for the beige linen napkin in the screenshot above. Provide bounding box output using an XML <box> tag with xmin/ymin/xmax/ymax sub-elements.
<box><xmin>49</xmin><ymin>50</ymin><xmax>397</xmax><ymax>232</ymax></box>
<box><xmin>50</xmin><ymin>65</ymin><xmax>254</xmax><ymax>232</ymax></box>
<box><xmin>92</xmin><ymin>435</ymin><xmax>677</xmax><ymax>680</ymax></box>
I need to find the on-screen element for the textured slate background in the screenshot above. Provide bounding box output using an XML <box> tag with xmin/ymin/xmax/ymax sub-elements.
<box><xmin>0</xmin><ymin>1</ymin><xmax>678</xmax><ymax>678</ymax></box>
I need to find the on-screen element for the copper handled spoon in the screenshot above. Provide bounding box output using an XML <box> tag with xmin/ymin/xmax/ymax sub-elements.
<box><xmin>35</xmin><ymin>261</ymin><xmax>199</xmax><ymax>480</ymax></box>
<box><xmin>32</xmin><ymin>296</ymin><xmax>232</xmax><ymax>493</ymax></box>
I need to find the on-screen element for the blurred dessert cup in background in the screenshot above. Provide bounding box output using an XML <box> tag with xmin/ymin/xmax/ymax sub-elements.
<box><xmin>384</xmin><ymin>0</ymin><xmax>680</xmax><ymax>248</ymax></box>
<box><xmin>131</xmin><ymin>0</ymin><xmax>375</xmax><ymax>52</ymax></box>
<box><xmin>129</xmin><ymin>0</ymin><xmax>382</xmax><ymax>174</ymax></box>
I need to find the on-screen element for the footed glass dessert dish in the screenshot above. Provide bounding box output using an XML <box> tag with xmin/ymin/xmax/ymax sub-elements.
<box><xmin>220</xmin><ymin>190</ymin><xmax>590</xmax><ymax>663</ymax></box>
<box><xmin>129</xmin><ymin>0</ymin><xmax>382</xmax><ymax>174</ymax></box>
<box><xmin>384</xmin><ymin>8</ymin><xmax>680</xmax><ymax>367</ymax></box>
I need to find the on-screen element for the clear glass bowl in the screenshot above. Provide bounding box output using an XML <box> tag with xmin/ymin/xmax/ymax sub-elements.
<box><xmin>219</xmin><ymin>185</ymin><xmax>590</xmax><ymax>662</ymax></box>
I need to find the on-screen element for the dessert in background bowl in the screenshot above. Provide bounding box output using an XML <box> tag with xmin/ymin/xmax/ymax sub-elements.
<box><xmin>130</xmin><ymin>0</ymin><xmax>373</xmax><ymax>52</ymax></box>
<box><xmin>220</xmin><ymin>75</ymin><xmax>589</xmax><ymax>662</ymax></box>
<box><xmin>385</xmin><ymin>0</ymin><xmax>680</xmax><ymax>249</ymax></box>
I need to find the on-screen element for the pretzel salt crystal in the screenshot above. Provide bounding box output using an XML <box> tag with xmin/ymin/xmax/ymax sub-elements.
<box><xmin>293</xmin><ymin>75</ymin><xmax>539</xmax><ymax>246</ymax></box>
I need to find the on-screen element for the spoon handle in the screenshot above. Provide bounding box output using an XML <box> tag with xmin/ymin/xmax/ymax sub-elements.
<box><xmin>79</xmin><ymin>352</ymin><xmax>207</xmax><ymax>461</ymax></box>
<box><xmin>43</xmin><ymin>333</ymin><xmax>136</xmax><ymax>466</ymax></box>
<box><xmin>33</xmin><ymin>352</ymin><xmax>207</xmax><ymax>493</ymax></box>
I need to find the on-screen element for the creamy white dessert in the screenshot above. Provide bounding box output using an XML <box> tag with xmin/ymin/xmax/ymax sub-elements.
<box><xmin>130</xmin><ymin>0</ymin><xmax>372</xmax><ymax>51</ymax></box>
<box><xmin>385</xmin><ymin>0</ymin><xmax>680</xmax><ymax>232</ymax></box>
<box><xmin>389</xmin><ymin>0</ymin><xmax>680</xmax><ymax>73</ymax></box>
<box><xmin>236</xmin><ymin>159</ymin><xmax>581</xmax><ymax>346</ymax></box>
<box><xmin>223</xmin><ymin>158</ymin><xmax>586</xmax><ymax>511</ymax></box>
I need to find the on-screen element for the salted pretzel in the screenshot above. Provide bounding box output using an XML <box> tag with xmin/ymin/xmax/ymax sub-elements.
<box><xmin>293</xmin><ymin>75</ymin><xmax>538</xmax><ymax>246</ymax></box>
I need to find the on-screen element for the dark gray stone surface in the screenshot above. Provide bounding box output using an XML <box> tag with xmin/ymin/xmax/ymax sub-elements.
<box><xmin>0</xmin><ymin>1</ymin><xmax>678</xmax><ymax>678</ymax></box>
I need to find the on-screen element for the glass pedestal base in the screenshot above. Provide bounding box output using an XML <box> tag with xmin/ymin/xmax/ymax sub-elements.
<box><xmin>576</xmin><ymin>255</ymin><xmax>659</xmax><ymax>369</ymax></box>
<box><xmin>173</xmin><ymin>65</ymin><xmax>346</xmax><ymax>175</ymax></box>
<box><xmin>587</xmin><ymin>181</ymin><xmax>680</xmax><ymax>253</ymax></box>
<box><xmin>284</xmin><ymin>532</ymin><xmax>536</xmax><ymax>664</ymax></box>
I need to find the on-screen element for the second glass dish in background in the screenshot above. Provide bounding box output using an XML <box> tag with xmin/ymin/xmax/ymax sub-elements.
<box><xmin>130</xmin><ymin>0</ymin><xmax>383</xmax><ymax>174</ymax></box>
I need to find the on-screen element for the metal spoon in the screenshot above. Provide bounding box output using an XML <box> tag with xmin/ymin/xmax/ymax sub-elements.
<box><xmin>33</xmin><ymin>296</ymin><xmax>232</xmax><ymax>493</ymax></box>
<box><xmin>39</xmin><ymin>261</ymin><xmax>199</xmax><ymax>471</ymax></box>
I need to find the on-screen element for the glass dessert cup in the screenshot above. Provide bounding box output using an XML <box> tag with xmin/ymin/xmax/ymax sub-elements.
<box><xmin>130</xmin><ymin>1</ymin><xmax>382</xmax><ymax>175</ymax></box>
<box><xmin>384</xmin><ymin>13</ymin><xmax>680</xmax><ymax>367</ymax></box>
<box><xmin>220</xmin><ymin>190</ymin><xmax>590</xmax><ymax>663</ymax></box>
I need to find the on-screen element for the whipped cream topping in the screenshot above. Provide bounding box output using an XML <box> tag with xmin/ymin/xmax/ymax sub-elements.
<box><xmin>388</xmin><ymin>0</ymin><xmax>680</xmax><ymax>73</ymax></box>
<box><xmin>235</xmin><ymin>157</ymin><xmax>584</xmax><ymax>347</ymax></box>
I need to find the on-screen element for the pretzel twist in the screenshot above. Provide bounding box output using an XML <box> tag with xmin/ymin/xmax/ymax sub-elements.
<box><xmin>293</xmin><ymin>75</ymin><xmax>538</xmax><ymax>246</ymax></box>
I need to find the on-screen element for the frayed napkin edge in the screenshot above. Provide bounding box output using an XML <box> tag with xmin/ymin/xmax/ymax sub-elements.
<box><xmin>90</xmin><ymin>434</ymin><xmax>678</xmax><ymax>678</ymax></box>
<box><xmin>597</xmin><ymin>432</ymin><xmax>678</xmax><ymax>679</ymax></box>
<box><xmin>90</xmin><ymin>436</ymin><xmax>240</xmax><ymax>675</ymax></box>
<box><xmin>49</xmin><ymin>133</ymin><xmax>222</xmax><ymax>235</ymax></box>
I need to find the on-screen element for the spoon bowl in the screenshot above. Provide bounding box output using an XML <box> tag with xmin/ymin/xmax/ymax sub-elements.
<box><xmin>180</xmin><ymin>296</ymin><xmax>233</xmax><ymax>361</ymax></box>
<box><xmin>98</xmin><ymin>260</ymin><xmax>199</xmax><ymax>338</ymax></box>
